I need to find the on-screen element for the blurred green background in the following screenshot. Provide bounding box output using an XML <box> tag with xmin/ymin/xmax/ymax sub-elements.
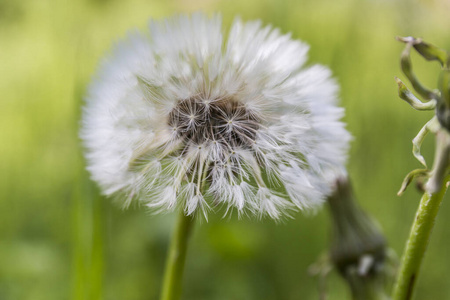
<box><xmin>2</xmin><ymin>0</ymin><xmax>450</xmax><ymax>299</ymax></box>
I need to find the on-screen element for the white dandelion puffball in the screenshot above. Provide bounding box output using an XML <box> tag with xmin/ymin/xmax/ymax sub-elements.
<box><xmin>81</xmin><ymin>13</ymin><xmax>351</xmax><ymax>219</ymax></box>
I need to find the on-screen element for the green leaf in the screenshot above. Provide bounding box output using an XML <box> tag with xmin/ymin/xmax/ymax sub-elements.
<box><xmin>396</xmin><ymin>36</ymin><xmax>449</xmax><ymax>67</ymax></box>
<box><xmin>413</xmin><ymin>40</ymin><xmax>448</xmax><ymax>67</ymax></box>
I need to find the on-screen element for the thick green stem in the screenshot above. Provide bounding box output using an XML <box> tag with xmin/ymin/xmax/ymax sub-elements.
<box><xmin>392</xmin><ymin>185</ymin><xmax>448</xmax><ymax>300</ymax></box>
<box><xmin>160</xmin><ymin>211</ymin><xmax>195</xmax><ymax>300</ymax></box>
<box><xmin>393</xmin><ymin>129</ymin><xmax>450</xmax><ymax>300</ymax></box>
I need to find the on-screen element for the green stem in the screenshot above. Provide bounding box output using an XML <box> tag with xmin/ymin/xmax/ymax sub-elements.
<box><xmin>392</xmin><ymin>185</ymin><xmax>448</xmax><ymax>300</ymax></box>
<box><xmin>160</xmin><ymin>211</ymin><xmax>195</xmax><ymax>300</ymax></box>
<box><xmin>393</xmin><ymin>129</ymin><xmax>450</xmax><ymax>300</ymax></box>
<box><xmin>90</xmin><ymin>194</ymin><xmax>104</xmax><ymax>300</ymax></box>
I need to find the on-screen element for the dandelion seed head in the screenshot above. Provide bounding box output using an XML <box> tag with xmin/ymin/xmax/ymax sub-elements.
<box><xmin>81</xmin><ymin>13</ymin><xmax>351</xmax><ymax>219</ymax></box>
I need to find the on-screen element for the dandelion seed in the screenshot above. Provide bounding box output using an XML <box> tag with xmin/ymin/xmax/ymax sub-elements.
<box><xmin>81</xmin><ymin>13</ymin><xmax>351</xmax><ymax>219</ymax></box>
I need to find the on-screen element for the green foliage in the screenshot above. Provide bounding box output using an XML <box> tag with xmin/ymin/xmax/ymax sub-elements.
<box><xmin>1</xmin><ymin>0</ymin><xmax>450</xmax><ymax>299</ymax></box>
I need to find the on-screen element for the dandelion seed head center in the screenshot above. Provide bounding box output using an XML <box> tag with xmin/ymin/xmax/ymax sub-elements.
<box><xmin>168</xmin><ymin>97</ymin><xmax>260</xmax><ymax>147</ymax></box>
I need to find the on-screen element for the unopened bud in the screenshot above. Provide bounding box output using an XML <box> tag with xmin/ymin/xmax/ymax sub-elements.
<box><xmin>327</xmin><ymin>176</ymin><xmax>393</xmax><ymax>300</ymax></box>
<box><xmin>328</xmin><ymin>177</ymin><xmax>385</xmax><ymax>275</ymax></box>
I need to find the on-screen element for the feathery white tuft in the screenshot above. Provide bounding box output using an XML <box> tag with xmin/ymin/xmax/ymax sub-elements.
<box><xmin>81</xmin><ymin>13</ymin><xmax>351</xmax><ymax>219</ymax></box>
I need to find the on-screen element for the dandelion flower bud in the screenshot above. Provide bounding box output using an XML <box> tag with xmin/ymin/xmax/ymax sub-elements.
<box><xmin>81</xmin><ymin>13</ymin><xmax>351</xmax><ymax>219</ymax></box>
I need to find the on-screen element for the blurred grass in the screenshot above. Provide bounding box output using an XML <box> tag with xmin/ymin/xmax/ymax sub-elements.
<box><xmin>1</xmin><ymin>0</ymin><xmax>450</xmax><ymax>299</ymax></box>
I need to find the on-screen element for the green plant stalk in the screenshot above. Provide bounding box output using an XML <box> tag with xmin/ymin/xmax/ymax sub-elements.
<box><xmin>160</xmin><ymin>212</ymin><xmax>195</xmax><ymax>300</ymax></box>
<box><xmin>393</xmin><ymin>128</ymin><xmax>450</xmax><ymax>300</ymax></box>
<box><xmin>392</xmin><ymin>183</ymin><xmax>448</xmax><ymax>300</ymax></box>
<box><xmin>89</xmin><ymin>194</ymin><xmax>104</xmax><ymax>300</ymax></box>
